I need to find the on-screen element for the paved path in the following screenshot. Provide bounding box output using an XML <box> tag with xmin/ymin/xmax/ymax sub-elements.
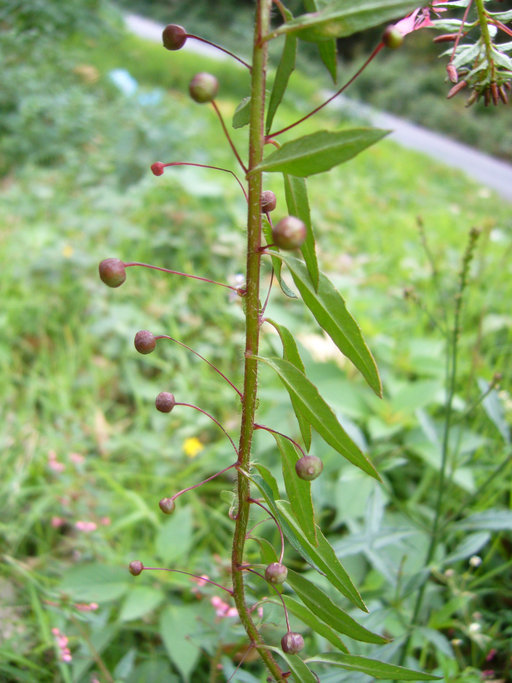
<box><xmin>125</xmin><ymin>13</ymin><xmax>512</xmax><ymax>203</ymax></box>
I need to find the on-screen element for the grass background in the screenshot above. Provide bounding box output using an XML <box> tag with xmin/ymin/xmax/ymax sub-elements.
<box><xmin>1</xmin><ymin>3</ymin><xmax>511</xmax><ymax>681</ymax></box>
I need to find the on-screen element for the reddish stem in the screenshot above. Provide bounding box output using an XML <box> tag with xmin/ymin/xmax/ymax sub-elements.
<box><xmin>186</xmin><ymin>33</ymin><xmax>252</xmax><ymax>71</ymax></box>
<box><xmin>243</xmin><ymin>567</ymin><xmax>290</xmax><ymax>631</ymax></box>
<box><xmin>253</xmin><ymin>423</ymin><xmax>306</xmax><ymax>457</ymax></box>
<box><xmin>176</xmin><ymin>402</ymin><xmax>239</xmax><ymax>455</ymax></box>
<box><xmin>266</xmin><ymin>42</ymin><xmax>384</xmax><ymax>139</ymax></box>
<box><xmin>248</xmin><ymin>497</ymin><xmax>285</xmax><ymax>563</ymax></box>
<box><xmin>211</xmin><ymin>100</ymin><xmax>248</xmax><ymax>173</ymax></box>
<box><xmin>156</xmin><ymin>161</ymin><xmax>248</xmax><ymax>201</ymax></box>
<box><xmin>123</xmin><ymin>261</ymin><xmax>240</xmax><ymax>292</ymax></box>
<box><xmin>171</xmin><ymin>462</ymin><xmax>237</xmax><ymax>502</ymax></box>
<box><xmin>157</xmin><ymin>334</ymin><xmax>242</xmax><ymax>398</ymax></box>
<box><xmin>140</xmin><ymin>566</ymin><xmax>234</xmax><ymax>595</ymax></box>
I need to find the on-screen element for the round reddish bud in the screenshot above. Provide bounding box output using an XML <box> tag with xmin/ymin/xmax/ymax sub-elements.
<box><xmin>295</xmin><ymin>455</ymin><xmax>323</xmax><ymax>481</ymax></box>
<box><xmin>129</xmin><ymin>560</ymin><xmax>144</xmax><ymax>576</ymax></box>
<box><xmin>151</xmin><ymin>162</ymin><xmax>165</xmax><ymax>176</ymax></box>
<box><xmin>99</xmin><ymin>258</ymin><xmax>126</xmax><ymax>288</ymax></box>
<box><xmin>261</xmin><ymin>190</ymin><xmax>277</xmax><ymax>213</ymax></box>
<box><xmin>264</xmin><ymin>562</ymin><xmax>288</xmax><ymax>585</ymax></box>
<box><xmin>281</xmin><ymin>631</ymin><xmax>304</xmax><ymax>654</ymax></box>
<box><xmin>382</xmin><ymin>25</ymin><xmax>404</xmax><ymax>49</ymax></box>
<box><xmin>189</xmin><ymin>72</ymin><xmax>219</xmax><ymax>103</ymax></box>
<box><xmin>159</xmin><ymin>497</ymin><xmax>176</xmax><ymax>514</ymax></box>
<box><xmin>162</xmin><ymin>24</ymin><xmax>187</xmax><ymax>51</ymax></box>
<box><xmin>134</xmin><ymin>330</ymin><xmax>156</xmax><ymax>355</ymax></box>
<box><xmin>272</xmin><ymin>216</ymin><xmax>306</xmax><ymax>250</ymax></box>
<box><xmin>155</xmin><ymin>391</ymin><xmax>176</xmax><ymax>413</ymax></box>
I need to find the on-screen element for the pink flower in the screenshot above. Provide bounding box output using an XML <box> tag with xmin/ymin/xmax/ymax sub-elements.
<box><xmin>51</xmin><ymin>517</ymin><xmax>65</xmax><ymax>528</ymax></box>
<box><xmin>69</xmin><ymin>452</ymin><xmax>85</xmax><ymax>464</ymax></box>
<box><xmin>48</xmin><ymin>450</ymin><xmax>65</xmax><ymax>472</ymax></box>
<box><xmin>52</xmin><ymin>627</ymin><xmax>72</xmax><ymax>663</ymax></box>
<box><xmin>75</xmin><ymin>602</ymin><xmax>98</xmax><ymax>612</ymax></box>
<box><xmin>75</xmin><ymin>521</ymin><xmax>97</xmax><ymax>533</ymax></box>
<box><xmin>393</xmin><ymin>1</ymin><xmax>446</xmax><ymax>37</ymax></box>
<box><xmin>210</xmin><ymin>596</ymin><xmax>239</xmax><ymax>619</ymax></box>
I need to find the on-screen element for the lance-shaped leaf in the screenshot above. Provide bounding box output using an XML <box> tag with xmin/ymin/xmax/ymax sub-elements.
<box><xmin>278</xmin><ymin>501</ymin><xmax>366</xmax><ymax>610</ymax></box>
<box><xmin>265</xmin><ymin>318</ymin><xmax>311</xmax><ymax>448</ymax></box>
<box><xmin>270</xmin><ymin>0</ymin><xmax>422</xmax><ymax>42</ymax></box>
<box><xmin>266</xmin><ymin>3</ymin><xmax>297</xmax><ymax>134</ymax></box>
<box><xmin>250</xmin><ymin>128</ymin><xmax>388</xmax><ymax>177</ymax></box>
<box><xmin>306</xmin><ymin>653</ymin><xmax>440</xmax><ymax>680</ymax></box>
<box><xmin>281</xmin><ymin>595</ymin><xmax>349</xmax><ymax>652</ymax></box>
<box><xmin>286</xmin><ymin>569</ymin><xmax>385</xmax><ymax>643</ymax></box>
<box><xmin>272</xmin><ymin>433</ymin><xmax>317</xmax><ymax>545</ymax></box>
<box><xmin>304</xmin><ymin>0</ymin><xmax>337</xmax><ymax>82</ymax></box>
<box><xmin>283</xmin><ymin>174</ymin><xmax>319</xmax><ymax>289</ymax></box>
<box><xmin>232</xmin><ymin>96</ymin><xmax>251</xmax><ymax>129</ymax></box>
<box><xmin>256</xmin><ymin>356</ymin><xmax>380</xmax><ymax>479</ymax></box>
<box><xmin>251</xmin><ymin>468</ymin><xmax>323</xmax><ymax>572</ymax></box>
<box><xmin>267</xmin><ymin>646</ymin><xmax>318</xmax><ymax>683</ymax></box>
<box><xmin>280</xmin><ymin>255</ymin><xmax>382</xmax><ymax>396</ymax></box>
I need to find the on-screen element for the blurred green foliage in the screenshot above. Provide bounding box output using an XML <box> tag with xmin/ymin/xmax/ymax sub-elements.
<box><xmin>1</xmin><ymin>2</ymin><xmax>511</xmax><ymax>681</ymax></box>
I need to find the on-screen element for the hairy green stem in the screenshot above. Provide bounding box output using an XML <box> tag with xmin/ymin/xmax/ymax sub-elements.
<box><xmin>230</xmin><ymin>1</ymin><xmax>285</xmax><ymax>680</ymax></box>
<box><xmin>475</xmin><ymin>0</ymin><xmax>495</xmax><ymax>78</ymax></box>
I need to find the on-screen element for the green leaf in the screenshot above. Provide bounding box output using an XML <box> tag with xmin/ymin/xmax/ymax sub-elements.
<box><xmin>304</xmin><ymin>0</ymin><xmax>338</xmax><ymax>81</ymax></box>
<box><xmin>119</xmin><ymin>586</ymin><xmax>164</xmax><ymax>622</ymax></box>
<box><xmin>272</xmin><ymin>0</ymin><xmax>422</xmax><ymax>42</ymax></box>
<box><xmin>251</xmin><ymin>128</ymin><xmax>388</xmax><ymax>177</ymax></box>
<box><xmin>257</xmin><ymin>356</ymin><xmax>380</xmax><ymax>479</ymax></box>
<box><xmin>254</xmin><ymin>462</ymin><xmax>280</xmax><ymax>500</ymax></box>
<box><xmin>265</xmin><ymin>317</ymin><xmax>312</xmax><ymax>448</ymax></box>
<box><xmin>250</xmin><ymin>468</ymin><xmax>325</xmax><ymax>572</ymax></box>
<box><xmin>306</xmin><ymin>653</ymin><xmax>440</xmax><ymax>679</ymax></box>
<box><xmin>453</xmin><ymin>509</ymin><xmax>512</xmax><ymax>531</ymax></box>
<box><xmin>155</xmin><ymin>505</ymin><xmax>194</xmax><ymax>565</ymax></box>
<box><xmin>278</xmin><ymin>501</ymin><xmax>366</xmax><ymax>610</ymax></box>
<box><xmin>286</xmin><ymin>569</ymin><xmax>384</xmax><ymax>643</ymax></box>
<box><xmin>266</xmin><ymin>17</ymin><xmax>297</xmax><ymax>134</ymax></box>
<box><xmin>273</xmin><ymin>433</ymin><xmax>317</xmax><ymax>545</ymax></box>
<box><xmin>232</xmin><ymin>96</ymin><xmax>251</xmax><ymax>129</ymax></box>
<box><xmin>254</xmin><ymin>536</ymin><xmax>279</xmax><ymax>565</ymax></box>
<box><xmin>159</xmin><ymin>604</ymin><xmax>201</xmax><ymax>682</ymax></box>
<box><xmin>60</xmin><ymin>563</ymin><xmax>129</xmax><ymax>603</ymax></box>
<box><xmin>281</xmin><ymin>255</ymin><xmax>382</xmax><ymax>396</ymax></box>
<box><xmin>267</xmin><ymin>646</ymin><xmax>318</xmax><ymax>683</ymax></box>
<box><xmin>282</xmin><ymin>595</ymin><xmax>349</xmax><ymax>652</ymax></box>
<box><xmin>283</xmin><ymin>174</ymin><xmax>319</xmax><ymax>289</ymax></box>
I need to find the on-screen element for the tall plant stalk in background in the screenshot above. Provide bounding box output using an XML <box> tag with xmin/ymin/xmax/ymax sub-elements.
<box><xmin>98</xmin><ymin>1</ymin><xmax>511</xmax><ymax>680</ymax></box>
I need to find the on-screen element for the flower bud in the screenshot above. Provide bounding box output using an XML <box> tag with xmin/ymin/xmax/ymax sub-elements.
<box><xmin>272</xmin><ymin>216</ymin><xmax>306</xmax><ymax>250</ymax></box>
<box><xmin>151</xmin><ymin>162</ymin><xmax>165</xmax><ymax>176</ymax></box>
<box><xmin>159</xmin><ymin>497</ymin><xmax>176</xmax><ymax>514</ymax></box>
<box><xmin>281</xmin><ymin>631</ymin><xmax>304</xmax><ymax>654</ymax></box>
<box><xmin>99</xmin><ymin>258</ymin><xmax>126</xmax><ymax>288</ymax></box>
<box><xmin>189</xmin><ymin>73</ymin><xmax>219</xmax><ymax>103</ymax></box>
<box><xmin>382</xmin><ymin>25</ymin><xmax>404</xmax><ymax>49</ymax></box>
<box><xmin>155</xmin><ymin>391</ymin><xmax>176</xmax><ymax>413</ymax></box>
<box><xmin>295</xmin><ymin>455</ymin><xmax>323</xmax><ymax>481</ymax></box>
<box><xmin>264</xmin><ymin>562</ymin><xmax>288</xmax><ymax>585</ymax></box>
<box><xmin>129</xmin><ymin>560</ymin><xmax>144</xmax><ymax>576</ymax></box>
<box><xmin>261</xmin><ymin>190</ymin><xmax>277</xmax><ymax>213</ymax></box>
<box><xmin>162</xmin><ymin>24</ymin><xmax>187</xmax><ymax>51</ymax></box>
<box><xmin>134</xmin><ymin>330</ymin><xmax>156</xmax><ymax>354</ymax></box>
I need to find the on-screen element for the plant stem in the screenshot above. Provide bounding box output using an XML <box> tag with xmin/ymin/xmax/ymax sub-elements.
<box><xmin>474</xmin><ymin>0</ymin><xmax>495</xmax><ymax>79</ymax></box>
<box><xmin>231</xmin><ymin>1</ymin><xmax>285</xmax><ymax>680</ymax></box>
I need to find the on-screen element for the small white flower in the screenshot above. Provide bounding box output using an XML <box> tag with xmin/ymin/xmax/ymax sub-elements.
<box><xmin>469</xmin><ymin>555</ymin><xmax>482</xmax><ymax>567</ymax></box>
<box><xmin>469</xmin><ymin>622</ymin><xmax>481</xmax><ymax>634</ymax></box>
